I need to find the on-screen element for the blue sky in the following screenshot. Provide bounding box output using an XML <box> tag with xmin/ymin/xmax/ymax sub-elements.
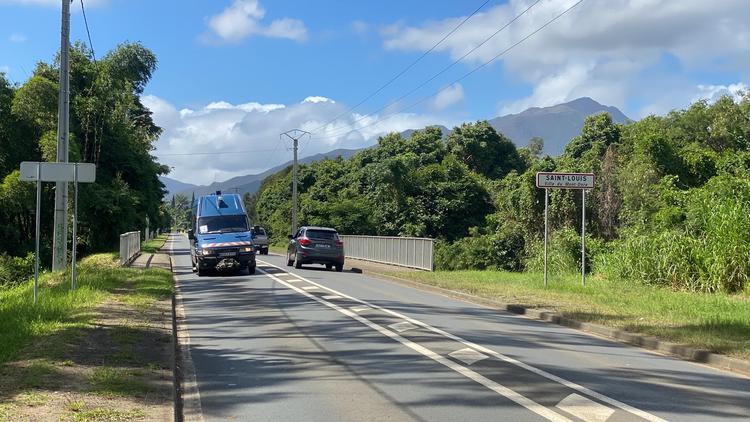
<box><xmin>1</xmin><ymin>0</ymin><xmax>749</xmax><ymax>184</ymax></box>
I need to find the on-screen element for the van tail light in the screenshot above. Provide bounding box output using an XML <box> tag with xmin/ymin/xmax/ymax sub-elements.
<box><xmin>299</xmin><ymin>238</ymin><xmax>312</xmax><ymax>246</ymax></box>
<box><xmin>335</xmin><ymin>240</ymin><xmax>344</xmax><ymax>247</ymax></box>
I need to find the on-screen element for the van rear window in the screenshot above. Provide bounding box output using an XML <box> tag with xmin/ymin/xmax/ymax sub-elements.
<box><xmin>306</xmin><ymin>230</ymin><xmax>338</xmax><ymax>240</ymax></box>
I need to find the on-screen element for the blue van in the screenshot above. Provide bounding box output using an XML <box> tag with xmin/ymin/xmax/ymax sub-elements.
<box><xmin>188</xmin><ymin>192</ymin><xmax>256</xmax><ymax>276</ymax></box>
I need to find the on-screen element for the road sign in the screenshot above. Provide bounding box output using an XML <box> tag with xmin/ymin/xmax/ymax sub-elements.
<box><xmin>536</xmin><ymin>172</ymin><xmax>594</xmax><ymax>288</ymax></box>
<box><xmin>20</xmin><ymin>162</ymin><xmax>96</xmax><ymax>303</ymax></box>
<box><xmin>20</xmin><ymin>162</ymin><xmax>96</xmax><ymax>183</ymax></box>
<box><xmin>536</xmin><ymin>172</ymin><xmax>594</xmax><ymax>189</ymax></box>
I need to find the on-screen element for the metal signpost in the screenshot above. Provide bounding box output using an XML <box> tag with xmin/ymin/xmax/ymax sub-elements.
<box><xmin>535</xmin><ymin>172</ymin><xmax>595</xmax><ymax>287</ymax></box>
<box><xmin>20</xmin><ymin>162</ymin><xmax>96</xmax><ymax>302</ymax></box>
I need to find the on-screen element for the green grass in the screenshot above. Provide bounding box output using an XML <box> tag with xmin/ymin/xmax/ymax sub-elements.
<box><xmin>0</xmin><ymin>254</ymin><xmax>173</xmax><ymax>365</ymax></box>
<box><xmin>87</xmin><ymin>367</ymin><xmax>154</xmax><ymax>397</ymax></box>
<box><xmin>140</xmin><ymin>234</ymin><xmax>167</xmax><ymax>254</ymax></box>
<box><xmin>72</xmin><ymin>407</ymin><xmax>146</xmax><ymax>422</ymax></box>
<box><xmin>390</xmin><ymin>270</ymin><xmax>750</xmax><ymax>360</ymax></box>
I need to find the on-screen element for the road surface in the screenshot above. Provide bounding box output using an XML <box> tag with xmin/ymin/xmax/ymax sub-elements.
<box><xmin>166</xmin><ymin>233</ymin><xmax>750</xmax><ymax>422</ymax></box>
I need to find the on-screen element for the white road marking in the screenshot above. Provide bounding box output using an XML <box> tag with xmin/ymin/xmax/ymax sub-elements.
<box><xmin>389</xmin><ymin>321</ymin><xmax>417</xmax><ymax>333</ymax></box>
<box><xmin>448</xmin><ymin>348</ymin><xmax>489</xmax><ymax>366</ymax></box>
<box><xmin>556</xmin><ymin>394</ymin><xmax>615</xmax><ymax>422</ymax></box>
<box><xmin>257</xmin><ymin>267</ymin><xmax>572</xmax><ymax>422</ymax></box>
<box><xmin>350</xmin><ymin>305</ymin><xmax>370</xmax><ymax>313</ymax></box>
<box><xmin>258</xmin><ymin>259</ymin><xmax>666</xmax><ymax>422</ymax></box>
<box><xmin>284</xmin><ymin>278</ymin><xmax>301</xmax><ymax>282</ymax></box>
<box><xmin>322</xmin><ymin>295</ymin><xmax>343</xmax><ymax>300</ymax></box>
<box><xmin>302</xmin><ymin>286</ymin><xmax>319</xmax><ymax>291</ymax></box>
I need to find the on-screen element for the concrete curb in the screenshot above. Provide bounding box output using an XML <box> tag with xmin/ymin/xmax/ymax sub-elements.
<box><xmin>361</xmin><ymin>269</ymin><xmax>750</xmax><ymax>378</ymax></box>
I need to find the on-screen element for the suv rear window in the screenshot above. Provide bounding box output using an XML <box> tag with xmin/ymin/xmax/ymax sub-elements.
<box><xmin>306</xmin><ymin>229</ymin><xmax>338</xmax><ymax>240</ymax></box>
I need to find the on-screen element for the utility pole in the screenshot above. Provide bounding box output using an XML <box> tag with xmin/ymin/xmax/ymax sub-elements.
<box><xmin>280</xmin><ymin>129</ymin><xmax>310</xmax><ymax>236</ymax></box>
<box><xmin>52</xmin><ymin>0</ymin><xmax>71</xmax><ymax>271</ymax></box>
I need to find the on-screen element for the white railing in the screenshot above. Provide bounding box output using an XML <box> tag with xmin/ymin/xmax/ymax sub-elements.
<box><xmin>119</xmin><ymin>231</ymin><xmax>141</xmax><ymax>265</ymax></box>
<box><xmin>339</xmin><ymin>235</ymin><xmax>434</xmax><ymax>271</ymax></box>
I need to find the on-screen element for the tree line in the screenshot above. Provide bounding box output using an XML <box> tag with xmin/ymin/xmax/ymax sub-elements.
<box><xmin>251</xmin><ymin>95</ymin><xmax>750</xmax><ymax>294</ymax></box>
<box><xmin>0</xmin><ymin>42</ymin><xmax>169</xmax><ymax>286</ymax></box>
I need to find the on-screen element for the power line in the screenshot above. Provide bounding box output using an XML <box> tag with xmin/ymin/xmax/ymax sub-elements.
<box><xmin>312</xmin><ymin>0</ymin><xmax>585</xmax><ymax>141</ymax></box>
<box><xmin>310</xmin><ymin>0</ymin><xmax>492</xmax><ymax>134</ymax></box>
<box><xmin>315</xmin><ymin>0</ymin><xmax>543</xmax><ymax>138</ymax></box>
<box><xmin>157</xmin><ymin>148</ymin><xmax>279</xmax><ymax>157</ymax></box>
<box><xmin>79</xmin><ymin>0</ymin><xmax>96</xmax><ymax>61</ymax></box>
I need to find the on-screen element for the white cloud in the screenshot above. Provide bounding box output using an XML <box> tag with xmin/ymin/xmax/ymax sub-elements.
<box><xmin>147</xmin><ymin>95</ymin><xmax>445</xmax><ymax>185</ymax></box>
<box><xmin>431</xmin><ymin>83</ymin><xmax>464</xmax><ymax>110</ymax></box>
<box><xmin>9</xmin><ymin>33</ymin><xmax>27</xmax><ymax>43</ymax></box>
<box><xmin>694</xmin><ymin>83</ymin><xmax>748</xmax><ymax>103</ymax></box>
<box><xmin>302</xmin><ymin>96</ymin><xmax>335</xmax><ymax>104</ymax></box>
<box><xmin>206</xmin><ymin>0</ymin><xmax>307</xmax><ymax>43</ymax></box>
<box><xmin>382</xmin><ymin>0</ymin><xmax>750</xmax><ymax>115</ymax></box>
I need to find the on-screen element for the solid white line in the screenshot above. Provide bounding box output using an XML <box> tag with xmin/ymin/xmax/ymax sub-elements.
<box><xmin>258</xmin><ymin>259</ymin><xmax>666</xmax><ymax>422</ymax></box>
<box><xmin>556</xmin><ymin>393</ymin><xmax>615</xmax><ymax>422</ymax></box>
<box><xmin>258</xmin><ymin>267</ymin><xmax>572</xmax><ymax>422</ymax></box>
<box><xmin>323</xmin><ymin>295</ymin><xmax>343</xmax><ymax>300</ymax></box>
<box><xmin>301</xmin><ymin>286</ymin><xmax>319</xmax><ymax>291</ymax></box>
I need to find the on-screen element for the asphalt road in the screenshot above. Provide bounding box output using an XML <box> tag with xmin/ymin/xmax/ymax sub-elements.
<box><xmin>166</xmin><ymin>233</ymin><xmax>750</xmax><ymax>422</ymax></box>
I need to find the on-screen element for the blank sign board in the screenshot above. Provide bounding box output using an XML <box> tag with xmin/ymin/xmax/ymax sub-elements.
<box><xmin>20</xmin><ymin>162</ymin><xmax>96</xmax><ymax>183</ymax></box>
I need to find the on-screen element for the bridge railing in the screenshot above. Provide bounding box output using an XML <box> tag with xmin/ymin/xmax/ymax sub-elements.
<box><xmin>339</xmin><ymin>235</ymin><xmax>434</xmax><ymax>271</ymax></box>
<box><xmin>119</xmin><ymin>231</ymin><xmax>141</xmax><ymax>265</ymax></box>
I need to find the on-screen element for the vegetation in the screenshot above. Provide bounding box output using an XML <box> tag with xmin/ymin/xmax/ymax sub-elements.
<box><xmin>0</xmin><ymin>253</ymin><xmax>173</xmax><ymax>421</ymax></box>
<box><xmin>0</xmin><ymin>253</ymin><xmax>172</xmax><ymax>364</ymax></box>
<box><xmin>0</xmin><ymin>42</ymin><xmax>169</xmax><ymax>284</ymax></box>
<box><xmin>252</xmin><ymin>95</ymin><xmax>750</xmax><ymax>295</ymax></box>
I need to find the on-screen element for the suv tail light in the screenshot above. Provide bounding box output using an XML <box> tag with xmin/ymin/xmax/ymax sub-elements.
<box><xmin>335</xmin><ymin>240</ymin><xmax>344</xmax><ymax>247</ymax></box>
<box><xmin>298</xmin><ymin>238</ymin><xmax>312</xmax><ymax>246</ymax></box>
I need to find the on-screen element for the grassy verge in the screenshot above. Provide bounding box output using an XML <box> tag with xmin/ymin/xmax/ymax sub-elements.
<box><xmin>269</xmin><ymin>245</ymin><xmax>286</xmax><ymax>255</ymax></box>
<box><xmin>386</xmin><ymin>270</ymin><xmax>750</xmax><ymax>361</ymax></box>
<box><xmin>0</xmin><ymin>253</ymin><xmax>174</xmax><ymax>421</ymax></box>
<box><xmin>141</xmin><ymin>234</ymin><xmax>167</xmax><ymax>254</ymax></box>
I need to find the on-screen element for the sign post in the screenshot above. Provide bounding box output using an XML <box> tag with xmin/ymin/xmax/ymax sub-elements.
<box><xmin>536</xmin><ymin>172</ymin><xmax>594</xmax><ymax>287</ymax></box>
<box><xmin>20</xmin><ymin>162</ymin><xmax>95</xmax><ymax>300</ymax></box>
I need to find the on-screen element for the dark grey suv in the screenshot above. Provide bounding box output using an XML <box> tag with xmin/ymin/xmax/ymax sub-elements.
<box><xmin>287</xmin><ymin>226</ymin><xmax>345</xmax><ymax>271</ymax></box>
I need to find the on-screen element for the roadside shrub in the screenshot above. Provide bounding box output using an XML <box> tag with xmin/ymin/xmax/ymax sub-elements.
<box><xmin>0</xmin><ymin>253</ymin><xmax>34</xmax><ymax>288</ymax></box>
<box><xmin>525</xmin><ymin>228</ymin><xmax>582</xmax><ymax>275</ymax></box>
<box><xmin>434</xmin><ymin>222</ymin><xmax>525</xmax><ymax>271</ymax></box>
<box><xmin>602</xmin><ymin>176</ymin><xmax>750</xmax><ymax>293</ymax></box>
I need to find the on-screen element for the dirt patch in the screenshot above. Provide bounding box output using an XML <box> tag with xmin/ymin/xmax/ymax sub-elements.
<box><xmin>0</xmin><ymin>285</ymin><xmax>173</xmax><ymax>421</ymax></box>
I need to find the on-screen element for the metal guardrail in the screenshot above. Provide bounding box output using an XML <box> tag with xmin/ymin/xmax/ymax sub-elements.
<box><xmin>339</xmin><ymin>235</ymin><xmax>434</xmax><ymax>271</ymax></box>
<box><xmin>119</xmin><ymin>231</ymin><xmax>141</xmax><ymax>265</ymax></box>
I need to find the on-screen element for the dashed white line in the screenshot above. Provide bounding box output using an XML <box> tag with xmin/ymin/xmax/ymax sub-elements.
<box><xmin>556</xmin><ymin>394</ymin><xmax>615</xmax><ymax>422</ymax></box>
<box><xmin>323</xmin><ymin>295</ymin><xmax>343</xmax><ymax>300</ymax></box>
<box><xmin>257</xmin><ymin>259</ymin><xmax>667</xmax><ymax>422</ymax></box>
<box><xmin>301</xmin><ymin>286</ymin><xmax>319</xmax><ymax>291</ymax></box>
<box><xmin>448</xmin><ymin>348</ymin><xmax>489</xmax><ymax>366</ymax></box>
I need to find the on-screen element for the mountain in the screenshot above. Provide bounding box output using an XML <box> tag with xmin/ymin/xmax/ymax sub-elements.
<box><xmin>163</xmin><ymin>98</ymin><xmax>630</xmax><ymax>199</ymax></box>
<box><xmin>488</xmin><ymin>97</ymin><xmax>630</xmax><ymax>155</ymax></box>
<box><xmin>160</xmin><ymin>176</ymin><xmax>198</xmax><ymax>197</ymax></box>
<box><xmin>169</xmin><ymin>148</ymin><xmax>361</xmax><ymax>199</ymax></box>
